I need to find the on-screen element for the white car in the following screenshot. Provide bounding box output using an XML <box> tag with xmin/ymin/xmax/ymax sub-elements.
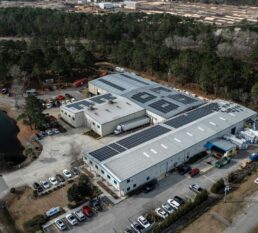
<box><xmin>61</xmin><ymin>100</ymin><xmax>66</xmax><ymax>105</ymax></box>
<box><xmin>63</xmin><ymin>169</ymin><xmax>72</xmax><ymax>178</ymax></box>
<box><xmin>162</xmin><ymin>202</ymin><xmax>175</xmax><ymax>214</ymax></box>
<box><xmin>46</xmin><ymin>129</ymin><xmax>53</xmax><ymax>136</ymax></box>
<box><xmin>55</xmin><ymin>219</ymin><xmax>66</xmax><ymax>231</ymax></box>
<box><xmin>52</xmin><ymin>128</ymin><xmax>60</xmax><ymax>134</ymax></box>
<box><xmin>167</xmin><ymin>199</ymin><xmax>180</xmax><ymax>210</ymax></box>
<box><xmin>155</xmin><ymin>208</ymin><xmax>168</xmax><ymax>219</ymax></box>
<box><xmin>66</xmin><ymin>213</ymin><xmax>78</xmax><ymax>226</ymax></box>
<box><xmin>49</xmin><ymin>177</ymin><xmax>58</xmax><ymax>186</ymax></box>
<box><xmin>40</xmin><ymin>180</ymin><xmax>50</xmax><ymax>189</ymax></box>
<box><xmin>71</xmin><ymin>98</ymin><xmax>76</xmax><ymax>102</ymax></box>
<box><xmin>66</xmin><ymin>99</ymin><xmax>71</xmax><ymax>104</ymax></box>
<box><xmin>254</xmin><ymin>178</ymin><xmax>258</xmax><ymax>184</ymax></box>
<box><xmin>74</xmin><ymin>209</ymin><xmax>86</xmax><ymax>221</ymax></box>
<box><xmin>137</xmin><ymin>216</ymin><xmax>151</xmax><ymax>228</ymax></box>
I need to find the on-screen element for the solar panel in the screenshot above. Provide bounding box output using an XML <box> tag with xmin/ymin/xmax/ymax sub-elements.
<box><xmin>150</xmin><ymin>87</ymin><xmax>172</xmax><ymax>94</ymax></box>
<box><xmin>109</xmin><ymin>143</ymin><xmax>126</xmax><ymax>153</ymax></box>
<box><xmin>117</xmin><ymin>125</ymin><xmax>170</xmax><ymax>149</ymax></box>
<box><xmin>99</xmin><ymin>79</ymin><xmax>125</xmax><ymax>91</ymax></box>
<box><xmin>165</xmin><ymin>103</ymin><xmax>218</xmax><ymax>128</ymax></box>
<box><xmin>168</xmin><ymin>94</ymin><xmax>197</xmax><ymax>105</ymax></box>
<box><xmin>131</xmin><ymin>92</ymin><xmax>157</xmax><ymax>103</ymax></box>
<box><xmin>149</xmin><ymin>100</ymin><xmax>179</xmax><ymax>113</ymax></box>
<box><xmin>66</xmin><ymin>100</ymin><xmax>91</xmax><ymax>110</ymax></box>
<box><xmin>120</xmin><ymin>73</ymin><xmax>149</xmax><ymax>85</ymax></box>
<box><xmin>89</xmin><ymin>146</ymin><xmax>119</xmax><ymax>162</ymax></box>
<box><xmin>90</xmin><ymin>93</ymin><xmax>116</xmax><ymax>104</ymax></box>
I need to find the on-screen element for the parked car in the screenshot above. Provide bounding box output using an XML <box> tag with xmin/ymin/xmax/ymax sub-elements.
<box><xmin>49</xmin><ymin>177</ymin><xmax>58</xmax><ymax>186</ymax></box>
<box><xmin>63</xmin><ymin>169</ymin><xmax>72</xmax><ymax>178</ymax></box>
<box><xmin>66</xmin><ymin>213</ymin><xmax>78</xmax><ymax>226</ymax></box>
<box><xmin>65</xmin><ymin>93</ymin><xmax>73</xmax><ymax>98</ymax></box>
<box><xmin>37</xmin><ymin>186</ymin><xmax>44</xmax><ymax>193</ymax></box>
<box><xmin>33</xmin><ymin>182</ymin><xmax>41</xmax><ymax>190</ymax></box>
<box><xmin>143</xmin><ymin>184</ymin><xmax>155</xmax><ymax>193</ymax></box>
<box><xmin>46</xmin><ymin>129</ymin><xmax>53</xmax><ymax>136</ymax></box>
<box><xmin>55</xmin><ymin>219</ymin><xmax>66</xmax><ymax>231</ymax></box>
<box><xmin>167</xmin><ymin>199</ymin><xmax>180</xmax><ymax>210</ymax></box>
<box><xmin>40</xmin><ymin>180</ymin><xmax>50</xmax><ymax>189</ymax></box>
<box><xmin>130</xmin><ymin>221</ymin><xmax>144</xmax><ymax>233</ymax></box>
<box><xmin>71</xmin><ymin>98</ymin><xmax>76</xmax><ymax>102</ymax></box>
<box><xmin>65</xmin><ymin>99</ymin><xmax>71</xmax><ymax>104</ymax></box>
<box><xmin>189</xmin><ymin>168</ymin><xmax>200</xmax><ymax>177</ymax></box>
<box><xmin>56</xmin><ymin>174</ymin><xmax>65</xmax><ymax>183</ymax></box>
<box><xmin>254</xmin><ymin>178</ymin><xmax>258</xmax><ymax>184</ymax></box>
<box><xmin>155</xmin><ymin>207</ymin><xmax>168</xmax><ymax>219</ymax></box>
<box><xmin>137</xmin><ymin>216</ymin><xmax>151</xmax><ymax>228</ymax></box>
<box><xmin>162</xmin><ymin>202</ymin><xmax>175</xmax><ymax>214</ymax></box>
<box><xmin>71</xmin><ymin>167</ymin><xmax>80</xmax><ymax>176</ymax></box>
<box><xmin>1</xmin><ymin>88</ymin><xmax>8</xmax><ymax>94</ymax></box>
<box><xmin>82</xmin><ymin>206</ymin><xmax>94</xmax><ymax>218</ymax></box>
<box><xmin>189</xmin><ymin>184</ymin><xmax>203</xmax><ymax>193</ymax></box>
<box><xmin>56</xmin><ymin>95</ymin><xmax>65</xmax><ymax>100</ymax></box>
<box><xmin>61</xmin><ymin>100</ymin><xmax>66</xmax><ymax>105</ymax></box>
<box><xmin>52</xmin><ymin>128</ymin><xmax>60</xmax><ymax>134</ymax></box>
<box><xmin>174</xmin><ymin>196</ymin><xmax>185</xmax><ymax>205</ymax></box>
<box><xmin>124</xmin><ymin>228</ymin><xmax>134</xmax><ymax>233</ymax></box>
<box><xmin>90</xmin><ymin>198</ymin><xmax>102</xmax><ymax>211</ymax></box>
<box><xmin>74</xmin><ymin>209</ymin><xmax>86</xmax><ymax>221</ymax></box>
<box><xmin>177</xmin><ymin>164</ymin><xmax>191</xmax><ymax>175</ymax></box>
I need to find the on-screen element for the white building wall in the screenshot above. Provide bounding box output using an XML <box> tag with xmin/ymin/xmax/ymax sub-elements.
<box><xmin>88</xmin><ymin>82</ymin><xmax>108</xmax><ymax>95</ymax></box>
<box><xmin>146</xmin><ymin>110</ymin><xmax>165</xmax><ymax>124</ymax></box>
<box><xmin>60</xmin><ymin>107</ymin><xmax>85</xmax><ymax>127</ymax></box>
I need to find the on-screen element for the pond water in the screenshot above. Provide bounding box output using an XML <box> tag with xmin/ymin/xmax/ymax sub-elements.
<box><xmin>0</xmin><ymin>110</ymin><xmax>25</xmax><ymax>166</ymax></box>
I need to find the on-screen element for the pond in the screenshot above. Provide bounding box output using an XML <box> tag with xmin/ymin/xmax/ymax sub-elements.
<box><xmin>0</xmin><ymin>110</ymin><xmax>25</xmax><ymax>166</ymax></box>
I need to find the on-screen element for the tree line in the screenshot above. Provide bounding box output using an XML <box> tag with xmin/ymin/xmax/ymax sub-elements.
<box><xmin>1</xmin><ymin>8</ymin><xmax>258</xmax><ymax>107</ymax></box>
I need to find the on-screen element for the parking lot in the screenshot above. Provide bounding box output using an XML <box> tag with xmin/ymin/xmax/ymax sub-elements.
<box><xmin>58</xmin><ymin>145</ymin><xmax>257</xmax><ymax>233</ymax></box>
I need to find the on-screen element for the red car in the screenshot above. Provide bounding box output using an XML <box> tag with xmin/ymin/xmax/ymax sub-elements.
<box><xmin>189</xmin><ymin>168</ymin><xmax>200</xmax><ymax>177</ymax></box>
<box><xmin>82</xmin><ymin>206</ymin><xmax>93</xmax><ymax>217</ymax></box>
<box><xmin>56</xmin><ymin>95</ymin><xmax>65</xmax><ymax>100</ymax></box>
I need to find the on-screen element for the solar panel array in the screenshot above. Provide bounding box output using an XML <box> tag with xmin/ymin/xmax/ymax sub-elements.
<box><xmin>168</xmin><ymin>94</ymin><xmax>197</xmax><ymax>105</ymax></box>
<box><xmin>131</xmin><ymin>92</ymin><xmax>157</xmax><ymax>103</ymax></box>
<box><xmin>99</xmin><ymin>79</ymin><xmax>125</xmax><ymax>91</ymax></box>
<box><xmin>120</xmin><ymin>73</ymin><xmax>149</xmax><ymax>85</ymax></box>
<box><xmin>164</xmin><ymin>103</ymin><xmax>219</xmax><ymax>128</ymax></box>
<box><xmin>117</xmin><ymin>125</ymin><xmax>171</xmax><ymax>149</ymax></box>
<box><xmin>66</xmin><ymin>100</ymin><xmax>92</xmax><ymax>110</ymax></box>
<box><xmin>109</xmin><ymin>143</ymin><xmax>126</xmax><ymax>152</ymax></box>
<box><xmin>150</xmin><ymin>87</ymin><xmax>172</xmax><ymax>94</ymax></box>
<box><xmin>89</xmin><ymin>146</ymin><xmax>119</xmax><ymax>162</ymax></box>
<box><xmin>90</xmin><ymin>93</ymin><xmax>116</xmax><ymax>104</ymax></box>
<box><xmin>149</xmin><ymin>100</ymin><xmax>179</xmax><ymax>113</ymax></box>
<box><xmin>89</xmin><ymin>125</ymin><xmax>171</xmax><ymax>162</ymax></box>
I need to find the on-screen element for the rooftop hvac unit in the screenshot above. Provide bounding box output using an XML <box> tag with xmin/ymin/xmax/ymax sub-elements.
<box><xmin>108</xmin><ymin>99</ymin><xmax>115</xmax><ymax>104</ymax></box>
<box><xmin>88</xmin><ymin>104</ymin><xmax>95</xmax><ymax>110</ymax></box>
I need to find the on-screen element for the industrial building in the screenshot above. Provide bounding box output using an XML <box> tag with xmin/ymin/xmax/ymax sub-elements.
<box><xmin>84</xmin><ymin>100</ymin><xmax>256</xmax><ymax>196</ymax></box>
<box><xmin>60</xmin><ymin>93</ymin><xmax>145</xmax><ymax>136</ymax></box>
<box><xmin>89</xmin><ymin>72</ymin><xmax>203</xmax><ymax>123</ymax></box>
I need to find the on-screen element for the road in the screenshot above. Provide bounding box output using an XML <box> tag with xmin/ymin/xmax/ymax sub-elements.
<box><xmin>63</xmin><ymin>145</ymin><xmax>258</xmax><ymax>233</ymax></box>
<box><xmin>224</xmin><ymin>191</ymin><xmax>258</xmax><ymax>233</ymax></box>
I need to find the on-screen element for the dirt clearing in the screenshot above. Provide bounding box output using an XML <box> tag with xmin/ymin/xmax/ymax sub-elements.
<box><xmin>182</xmin><ymin>173</ymin><xmax>258</xmax><ymax>233</ymax></box>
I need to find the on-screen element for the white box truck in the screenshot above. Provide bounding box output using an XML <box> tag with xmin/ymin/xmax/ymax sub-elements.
<box><xmin>114</xmin><ymin>117</ymin><xmax>150</xmax><ymax>135</ymax></box>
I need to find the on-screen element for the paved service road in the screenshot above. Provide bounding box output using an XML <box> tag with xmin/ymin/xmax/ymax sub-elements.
<box><xmin>67</xmin><ymin>146</ymin><xmax>258</xmax><ymax>233</ymax></box>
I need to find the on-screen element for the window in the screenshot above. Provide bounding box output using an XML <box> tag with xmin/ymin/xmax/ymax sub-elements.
<box><xmin>97</xmin><ymin>125</ymin><xmax>100</xmax><ymax>128</ymax></box>
<box><xmin>133</xmin><ymin>184</ymin><xmax>136</xmax><ymax>188</ymax></box>
<box><xmin>146</xmin><ymin>176</ymin><xmax>150</xmax><ymax>181</ymax></box>
<box><xmin>93</xmin><ymin>122</ymin><xmax>95</xmax><ymax>126</ymax></box>
<box><xmin>101</xmin><ymin>170</ymin><xmax>104</xmax><ymax>174</ymax></box>
<box><xmin>72</xmin><ymin>117</ymin><xmax>75</xmax><ymax>120</ymax></box>
<box><xmin>65</xmin><ymin>112</ymin><xmax>67</xmax><ymax>115</ymax></box>
<box><xmin>107</xmin><ymin>175</ymin><xmax>111</xmax><ymax>179</ymax></box>
<box><xmin>127</xmin><ymin>179</ymin><xmax>130</xmax><ymax>183</ymax></box>
<box><xmin>114</xmin><ymin>180</ymin><xmax>117</xmax><ymax>184</ymax></box>
<box><xmin>89</xmin><ymin>160</ymin><xmax>93</xmax><ymax>165</ymax></box>
<box><xmin>95</xmin><ymin>165</ymin><xmax>98</xmax><ymax>169</ymax></box>
<box><xmin>127</xmin><ymin>187</ymin><xmax>130</xmax><ymax>191</ymax></box>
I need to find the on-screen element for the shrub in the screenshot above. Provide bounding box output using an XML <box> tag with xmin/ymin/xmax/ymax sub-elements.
<box><xmin>210</xmin><ymin>178</ymin><xmax>225</xmax><ymax>193</ymax></box>
<box><xmin>23</xmin><ymin>214</ymin><xmax>49</xmax><ymax>233</ymax></box>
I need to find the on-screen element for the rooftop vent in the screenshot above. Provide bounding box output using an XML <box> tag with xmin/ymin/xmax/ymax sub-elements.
<box><xmin>108</xmin><ymin>99</ymin><xmax>115</xmax><ymax>104</ymax></box>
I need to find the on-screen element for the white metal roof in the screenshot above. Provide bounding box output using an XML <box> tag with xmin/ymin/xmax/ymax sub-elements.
<box><xmin>87</xmin><ymin>100</ymin><xmax>256</xmax><ymax>181</ymax></box>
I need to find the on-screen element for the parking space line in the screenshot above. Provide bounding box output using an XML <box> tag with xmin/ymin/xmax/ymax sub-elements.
<box><xmin>202</xmin><ymin>175</ymin><xmax>216</xmax><ymax>183</ymax></box>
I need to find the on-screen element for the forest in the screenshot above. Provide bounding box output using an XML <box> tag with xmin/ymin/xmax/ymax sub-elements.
<box><xmin>1</xmin><ymin>8</ymin><xmax>258</xmax><ymax>107</ymax></box>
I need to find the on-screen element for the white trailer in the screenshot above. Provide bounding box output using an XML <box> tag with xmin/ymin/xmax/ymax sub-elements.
<box><xmin>239</xmin><ymin>130</ymin><xmax>257</xmax><ymax>144</ymax></box>
<box><xmin>223</xmin><ymin>134</ymin><xmax>248</xmax><ymax>150</ymax></box>
<box><xmin>114</xmin><ymin>116</ymin><xmax>150</xmax><ymax>134</ymax></box>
